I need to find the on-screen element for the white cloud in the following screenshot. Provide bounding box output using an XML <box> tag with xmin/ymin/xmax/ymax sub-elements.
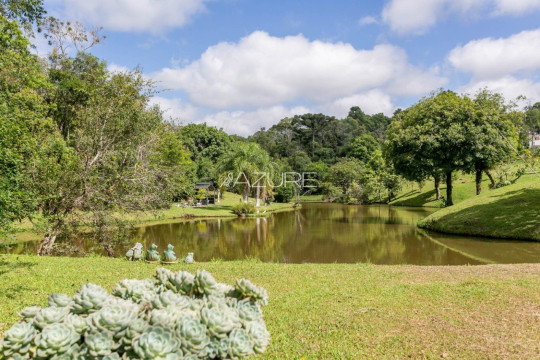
<box><xmin>107</xmin><ymin>63</ymin><xmax>131</xmax><ymax>74</ymax></box>
<box><xmin>151</xmin><ymin>31</ymin><xmax>445</xmax><ymax>110</ymax></box>
<box><xmin>493</xmin><ymin>0</ymin><xmax>540</xmax><ymax>15</ymax></box>
<box><xmin>149</xmin><ymin>97</ymin><xmax>201</xmax><ymax>124</ymax></box>
<box><xmin>46</xmin><ymin>0</ymin><xmax>209</xmax><ymax>33</ymax></box>
<box><xmin>448</xmin><ymin>28</ymin><xmax>540</xmax><ymax>79</ymax></box>
<box><xmin>358</xmin><ymin>16</ymin><xmax>378</xmax><ymax>25</ymax></box>
<box><xmin>458</xmin><ymin>76</ymin><xmax>540</xmax><ymax>102</ymax></box>
<box><xmin>382</xmin><ymin>0</ymin><xmax>540</xmax><ymax>35</ymax></box>
<box><xmin>323</xmin><ymin>91</ymin><xmax>394</xmax><ymax>118</ymax></box>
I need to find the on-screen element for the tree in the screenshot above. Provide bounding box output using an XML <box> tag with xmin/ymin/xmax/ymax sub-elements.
<box><xmin>0</xmin><ymin>0</ymin><xmax>46</xmax><ymax>32</ymax></box>
<box><xmin>385</xmin><ymin>91</ymin><xmax>476</xmax><ymax>206</ymax></box>
<box><xmin>0</xmin><ymin>15</ymin><xmax>64</xmax><ymax>235</ymax></box>
<box><xmin>347</xmin><ymin>134</ymin><xmax>380</xmax><ymax>163</ymax></box>
<box><xmin>467</xmin><ymin>89</ymin><xmax>519</xmax><ymax>195</ymax></box>
<box><xmin>219</xmin><ymin>142</ymin><xmax>273</xmax><ymax>205</ymax></box>
<box><xmin>327</xmin><ymin>159</ymin><xmax>363</xmax><ymax>195</ymax></box>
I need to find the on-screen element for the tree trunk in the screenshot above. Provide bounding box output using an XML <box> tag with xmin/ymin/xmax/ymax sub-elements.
<box><xmin>475</xmin><ymin>169</ymin><xmax>482</xmax><ymax>195</ymax></box>
<box><xmin>243</xmin><ymin>185</ymin><xmax>249</xmax><ymax>203</ymax></box>
<box><xmin>484</xmin><ymin>170</ymin><xmax>495</xmax><ymax>188</ymax></box>
<box><xmin>255</xmin><ymin>181</ymin><xmax>261</xmax><ymax>207</ymax></box>
<box><xmin>434</xmin><ymin>175</ymin><xmax>441</xmax><ymax>200</ymax></box>
<box><xmin>445</xmin><ymin>171</ymin><xmax>453</xmax><ymax>206</ymax></box>
<box><xmin>37</xmin><ymin>223</ymin><xmax>62</xmax><ymax>256</ymax></box>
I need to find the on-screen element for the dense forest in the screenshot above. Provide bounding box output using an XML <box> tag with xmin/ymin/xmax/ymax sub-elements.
<box><xmin>1</xmin><ymin>0</ymin><xmax>539</xmax><ymax>255</ymax></box>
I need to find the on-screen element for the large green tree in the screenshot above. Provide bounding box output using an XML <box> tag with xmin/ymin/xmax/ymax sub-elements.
<box><xmin>385</xmin><ymin>91</ymin><xmax>476</xmax><ymax>206</ymax></box>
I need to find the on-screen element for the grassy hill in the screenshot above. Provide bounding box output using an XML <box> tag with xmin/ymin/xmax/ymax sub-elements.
<box><xmin>1</xmin><ymin>255</ymin><xmax>539</xmax><ymax>359</ymax></box>
<box><xmin>418</xmin><ymin>174</ymin><xmax>540</xmax><ymax>241</ymax></box>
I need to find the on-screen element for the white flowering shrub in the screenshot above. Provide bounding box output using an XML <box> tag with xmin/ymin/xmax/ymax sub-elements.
<box><xmin>0</xmin><ymin>268</ymin><xmax>270</xmax><ymax>359</ymax></box>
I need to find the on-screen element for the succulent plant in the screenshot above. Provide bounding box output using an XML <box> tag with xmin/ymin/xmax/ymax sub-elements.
<box><xmin>151</xmin><ymin>290</ymin><xmax>190</xmax><ymax>310</ymax></box>
<box><xmin>175</xmin><ymin>314</ymin><xmax>210</xmax><ymax>355</ymax></box>
<box><xmin>48</xmin><ymin>293</ymin><xmax>74</xmax><ymax>308</ymax></box>
<box><xmin>72</xmin><ymin>283</ymin><xmax>110</xmax><ymax>314</ymax></box>
<box><xmin>1</xmin><ymin>268</ymin><xmax>270</xmax><ymax>360</ymax></box>
<box><xmin>64</xmin><ymin>314</ymin><xmax>88</xmax><ymax>335</ymax></box>
<box><xmin>201</xmin><ymin>306</ymin><xmax>240</xmax><ymax>338</ymax></box>
<box><xmin>133</xmin><ymin>325</ymin><xmax>183</xmax><ymax>360</ymax></box>
<box><xmin>84</xmin><ymin>330</ymin><xmax>114</xmax><ymax>357</ymax></box>
<box><xmin>237</xmin><ymin>300</ymin><xmax>262</xmax><ymax>323</ymax></box>
<box><xmin>0</xmin><ymin>321</ymin><xmax>36</xmax><ymax>357</ymax></box>
<box><xmin>194</xmin><ymin>270</ymin><xmax>219</xmax><ymax>296</ymax></box>
<box><xmin>89</xmin><ymin>304</ymin><xmax>139</xmax><ymax>338</ymax></box>
<box><xmin>33</xmin><ymin>306</ymin><xmax>69</xmax><ymax>330</ymax></box>
<box><xmin>34</xmin><ymin>323</ymin><xmax>79</xmax><ymax>358</ymax></box>
<box><xmin>19</xmin><ymin>306</ymin><xmax>41</xmax><ymax>321</ymax></box>
<box><xmin>228</xmin><ymin>328</ymin><xmax>255</xmax><ymax>359</ymax></box>
<box><xmin>168</xmin><ymin>270</ymin><xmax>195</xmax><ymax>295</ymax></box>
<box><xmin>234</xmin><ymin>279</ymin><xmax>269</xmax><ymax>305</ymax></box>
<box><xmin>155</xmin><ymin>267</ymin><xmax>173</xmax><ymax>286</ymax></box>
<box><xmin>246</xmin><ymin>320</ymin><xmax>270</xmax><ymax>354</ymax></box>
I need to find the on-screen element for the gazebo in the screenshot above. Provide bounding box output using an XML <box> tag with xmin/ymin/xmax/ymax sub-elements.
<box><xmin>194</xmin><ymin>182</ymin><xmax>218</xmax><ymax>205</ymax></box>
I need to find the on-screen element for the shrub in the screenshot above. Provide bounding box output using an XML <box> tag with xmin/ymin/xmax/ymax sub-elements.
<box><xmin>231</xmin><ymin>203</ymin><xmax>256</xmax><ymax>216</ymax></box>
<box><xmin>0</xmin><ymin>268</ymin><xmax>270</xmax><ymax>359</ymax></box>
<box><xmin>273</xmin><ymin>185</ymin><xmax>295</xmax><ymax>203</ymax></box>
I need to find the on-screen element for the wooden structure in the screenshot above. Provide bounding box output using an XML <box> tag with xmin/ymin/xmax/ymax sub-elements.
<box><xmin>195</xmin><ymin>182</ymin><xmax>218</xmax><ymax>205</ymax></box>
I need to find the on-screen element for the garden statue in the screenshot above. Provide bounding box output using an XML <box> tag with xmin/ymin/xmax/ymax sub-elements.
<box><xmin>162</xmin><ymin>244</ymin><xmax>177</xmax><ymax>263</ymax></box>
<box><xmin>146</xmin><ymin>244</ymin><xmax>160</xmax><ymax>262</ymax></box>
<box><xmin>184</xmin><ymin>252</ymin><xmax>194</xmax><ymax>264</ymax></box>
<box><xmin>125</xmin><ymin>243</ymin><xmax>143</xmax><ymax>261</ymax></box>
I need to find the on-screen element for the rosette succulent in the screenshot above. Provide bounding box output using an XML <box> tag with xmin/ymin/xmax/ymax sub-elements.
<box><xmin>84</xmin><ymin>330</ymin><xmax>114</xmax><ymax>357</ymax></box>
<box><xmin>113</xmin><ymin>279</ymin><xmax>156</xmax><ymax>304</ymax></box>
<box><xmin>237</xmin><ymin>300</ymin><xmax>262</xmax><ymax>323</ymax></box>
<box><xmin>133</xmin><ymin>325</ymin><xmax>183</xmax><ymax>360</ymax></box>
<box><xmin>168</xmin><ymin>270</ymin><xmax>195</xmax><ymax>295</ymax></box>
<box><xmin>201</xmin><ymin>306</ymin><xmax>240</xmax><ymax>338</ymax></box>
<box><xmin>19</xmin><ymin>306</ymin><xmax>41</xmax><ymax>321</ymax></box>
<box><xmin>151</xmin><ymin>290</ymin><xmax>190</xmax><ymax>310</ymax></box>
<box><xmin>34</xmin><ymin>323</ymin><xmax>79</xmax><ymax>358</ymax></box>
<box><xmin>33</xmin><ymin>306</ymin><xmax>69</xmax><ymax>330</ymax></box>
<box><xmin>64</xmin><ymin>314</ymin><xmax>88</xmax><ymax>335</ymax></box>
<box><xmin>228</xmin><ymin>328</ymin><xmax>255</xmax><ymax>359</ymax></box>
<box><xmin>234</xmin><ymin>279</ymin><xmax>269</xmax><ymax>305</ymax></box>
<box><xmin>175</xmin><ymin>314</ymin><xmax>210</xmax><ymax>355</ymax></box>
<box><xmin>72</xmin><ymin>283</ymin><xmax>110</xmax><ymax>314</ymax></box>
<box><xmin>194</xmin><ymin>270</ymin><xmax>219</xmax><ymax>295</ymax></box>
<box><xmin>48</xmin><ymin>293</ymin><xmax>74</xmax><ymax>308</ymax></box>
<box><xmin>89</xmin><ymin>304</ymin><xmax>139</xmax><ymax>338</ymax></box>
<box><xmin>0</xmin><ymin>321</ymin><xmax>36</xmax><ymax>357</ymax></box>
<box><xmin>246</xmin><ymin>321</ymin><xmax>270</xmax><ymax>354</ymax></box>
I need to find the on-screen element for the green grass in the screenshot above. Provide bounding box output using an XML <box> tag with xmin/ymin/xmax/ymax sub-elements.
<box><xmin>1</xmin><ymin>255</ymin><xmax>539</xmax><ymax>359</ymax></box>
<box><xmin>418</xmin><ymin>174</ymin><xmax>540</xmax><ymax>241</ymax></box>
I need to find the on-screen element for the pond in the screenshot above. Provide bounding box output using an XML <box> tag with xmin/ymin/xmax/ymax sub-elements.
<box><xmin>5</xmin><ymin>203</ymin><xmax>540</xmax><ymax>264</ymax></box>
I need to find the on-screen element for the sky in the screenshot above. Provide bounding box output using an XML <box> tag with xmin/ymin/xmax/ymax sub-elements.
<box><xmin>37</xmin><ymin>0</ymin><xmax>540</xmax><ymax>136</ymax></box>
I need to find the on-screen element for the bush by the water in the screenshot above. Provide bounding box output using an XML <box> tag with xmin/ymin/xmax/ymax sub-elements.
<box><xmin>231</xmin><ymin>203</ymin><xmax>256</xmax><ymax>216</ymax></box>
<box><xmin>0</xmin><ymin>268</ymin><xmax>270</xmax><ymax>359</ymax></box>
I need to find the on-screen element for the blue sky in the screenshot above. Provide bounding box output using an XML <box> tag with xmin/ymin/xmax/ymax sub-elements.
<box><xmin>39</xmin><ymin>0</ymin><xmax>540</xmax><ymax>135</ymax></box>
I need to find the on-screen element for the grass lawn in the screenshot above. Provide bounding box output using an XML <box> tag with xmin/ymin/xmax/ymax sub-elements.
<box><xmin>418</xmin><ymin>174</ymin><xmax>540</xmax><ymax>241</ymax></box>
<box><xmin>391</xmin><ymin>172</ymin><xmax>536</xmax><ymax>208</ymax></box>
<box><xmin>1</xmin><ymin>255</ymin><xmax>539</xmax><ymax>359</ymax></box>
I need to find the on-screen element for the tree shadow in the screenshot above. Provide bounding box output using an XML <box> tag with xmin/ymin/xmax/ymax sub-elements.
<box><xmin>392</xmin><ymin>189</ymin><xmax>442</xmax><ymax>207</ymax></box>
<box><xmin>0</xmin><ymin>258</ymin><xmax>37</xmax><ymax>277</ymax></box>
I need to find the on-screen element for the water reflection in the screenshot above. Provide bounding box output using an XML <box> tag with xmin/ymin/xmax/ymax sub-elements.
<box><xmin>5</xmin><ymin>203</ymin><xmax>540</xmax><ymax>264</ymax></box>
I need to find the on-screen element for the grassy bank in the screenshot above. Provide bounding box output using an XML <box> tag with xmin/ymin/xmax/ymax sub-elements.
<box><xmin>7</xmin><ymin>192</ymin><xmax>297</xmax><ymax>243</ymax></box>
<box><xmin>418</xmin><ymin>175</ymin><xmax>540</xmax><ymax>241</ymax></box>
<box><xmin>1</xmin><ymin>255</ymin><xmax>539</xmax><ymax>359</ymax></box>
<box><xmin>391</xmin><ymin>172</ymin><xmax>536</xmax><ymax>208</ymax></box>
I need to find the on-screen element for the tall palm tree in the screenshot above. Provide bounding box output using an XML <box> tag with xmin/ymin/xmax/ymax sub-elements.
<box><xmin>219</xmin><ymin>142</ymin><xmax>274</xmax><ymax>205</ymax></box>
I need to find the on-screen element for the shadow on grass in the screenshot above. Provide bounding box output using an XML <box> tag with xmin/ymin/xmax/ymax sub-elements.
<box><xmin>0</xmin><ymin>258</ymin><xmax>37</xmax><ymax>276</ymax></box>
<box><xmin>424</xmin><ymin>188</ymin><xmax>540</xmax><ymax>241</ymax></box>
<box><xmin>392</xmin><ymin>189</ymin><xmax>442</xmax><ymax>207</ymax></box>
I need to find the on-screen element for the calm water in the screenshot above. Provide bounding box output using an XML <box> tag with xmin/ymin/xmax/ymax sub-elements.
<box><xmin>5</xmin><ymin>203</ymin><xmax>540</xmax><ymax>264</ymax></box>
